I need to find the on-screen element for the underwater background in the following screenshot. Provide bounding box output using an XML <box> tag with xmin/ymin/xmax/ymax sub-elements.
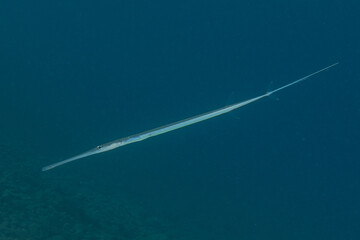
<box><xmin>1</xmin><ymin>0</ymin><xmax>360</xmax><ymax>239</ymax></box>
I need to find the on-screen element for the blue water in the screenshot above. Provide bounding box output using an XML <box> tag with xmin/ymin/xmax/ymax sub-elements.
<box><xmin>1</xmin><ymin>0</ymin><xmax>360</xmax><ymax>239</ymax></box>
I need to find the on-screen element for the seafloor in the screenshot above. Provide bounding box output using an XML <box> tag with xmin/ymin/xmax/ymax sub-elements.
<box><xmin>0</xmin><ymin>144</ymin><xmax>179</xmax><ymax>240</ymax></box>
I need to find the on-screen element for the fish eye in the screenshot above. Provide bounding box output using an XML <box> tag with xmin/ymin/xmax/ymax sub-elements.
<box><xmin>96</xmin><ymin>145</ymin><xmax>102</xmax><ymax>150</ymax></box>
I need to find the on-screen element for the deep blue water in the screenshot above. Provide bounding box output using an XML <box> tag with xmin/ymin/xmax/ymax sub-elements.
<box><xmin>1</xmin><ymin>0</ymin><xmax>360</xmax><ymax>239</ymax></box>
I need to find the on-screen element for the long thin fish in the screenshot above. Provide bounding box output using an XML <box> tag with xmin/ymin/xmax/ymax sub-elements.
<box><xmin>42</xmin><ymin>63</ymin><xmax>338</xmax><ymax>171</ymax></box>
